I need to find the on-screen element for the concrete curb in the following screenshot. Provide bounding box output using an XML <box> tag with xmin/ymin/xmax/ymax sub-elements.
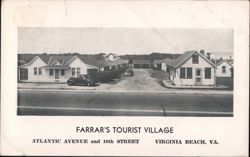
<box><xmin>17</xmin><ymin>87</ymin><xmax>97</xmax><ymax>91</ymax></box>
<box><xmin>161</xmin><ymin>80</ymin><xmax>230</xmax><ymax>90</ymax></box>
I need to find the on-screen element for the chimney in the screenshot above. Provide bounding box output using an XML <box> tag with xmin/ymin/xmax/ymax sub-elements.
<box><xmin>206</xmin><ymin>52</ymin><xmax>211</xmax><ymax>60</ymax></box>
<box><xmin>200</xmin><ymin>49</ymin><xmax>205</xmax><ymax>56</ymax></box>
<box><xmin>229</xmin><ymin>56</ymin><xmax>232</xmax><ymax>60</ymax></box>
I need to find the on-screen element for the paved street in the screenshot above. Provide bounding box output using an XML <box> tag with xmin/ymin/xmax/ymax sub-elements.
<box><xmin>18</xmin><ymin>90</ymin><xmax>233</xmax><ymax>116</ymax></box>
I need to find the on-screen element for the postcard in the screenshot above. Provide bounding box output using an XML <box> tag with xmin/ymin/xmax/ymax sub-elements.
<box><xmin>1</xmin><ymin>0</ymin><xmax>249</xmax><ymax>156</ymax></box>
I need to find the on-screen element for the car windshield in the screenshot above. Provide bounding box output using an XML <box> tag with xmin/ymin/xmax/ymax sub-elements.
<box><xmin>76</xmin><ymin>75</ymin><xmax>84</xmax><ymax>78</ymax></box>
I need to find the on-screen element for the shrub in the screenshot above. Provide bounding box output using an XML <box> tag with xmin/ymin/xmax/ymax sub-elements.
<box><xmin>95</xmin><ymin>67</ymin><xmax>127</xmax><ymax>83</ymax></box>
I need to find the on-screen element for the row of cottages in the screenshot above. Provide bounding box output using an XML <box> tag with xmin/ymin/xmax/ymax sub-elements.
<box><xmin>18</xmin><ymin>54</ymin><xmax>128</xmax><ymax>83</ymax></box>
<box><xmin>154</xmin><ymin>50</ymin><xmax>216</xmax><ymax>86</ymax></box>
<box><xmin>132</xmin><ymin>59</ymin><xmax>152</xmax><ymax>68</ymax></box>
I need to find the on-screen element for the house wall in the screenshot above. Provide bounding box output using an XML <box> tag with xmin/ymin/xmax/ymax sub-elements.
<box><xmin>161</xmin><ymin>63</ymin><xmax>167</xmax><ymax>71</ymax></box>
<box><xmin>216</xmin><ymin>62</ymin><xmax>232</xmax><ymax>77</ymax></box>
<box><xmin>19</xmin><ymin>57</ymin><xmax>47</xmax><ymax>82</ymax></box>
<box><xmin>173</xmin><ymin>55</ymin><xmax>215</xmax><ymax>86</ymax></box>
<box><xmin>68</xmin><ymin>57</ymin><xmax>92</xmax><ymax>75</ymax></box>
<box><xmin>43</xmin><ymin>69</ymin><xmax>71</xmax><ymax>83</ymax></box>
<box><xmin>108</xmin><ymin>55</ymin><xmax>114</xmax><ymax>61</ymax></box>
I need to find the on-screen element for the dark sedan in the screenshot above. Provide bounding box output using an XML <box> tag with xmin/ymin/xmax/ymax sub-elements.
<box><xmin>67</xmin><ymin>75</ymin><xmax>99</xmax><ymax>86</ymax></box>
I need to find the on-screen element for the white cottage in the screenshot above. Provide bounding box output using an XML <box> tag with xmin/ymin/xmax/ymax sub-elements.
<box><xmin>165</xmin><ymin>51</ymin><xmax>216</xmax><ymax>86</ymax></box>
<box><xmin>215</xmin><ymin>59</ymin><xmax>233</xmax><ymax>77</ymax></box>
<box><xmin>104</xmin><ymin>53</ymin><xmax>119</xmax><ymax>61</ymax></box>
<box><xmin>18</xmin><ymin>55</ymin><xmax>99</xmax><ymax>83</ymax></box>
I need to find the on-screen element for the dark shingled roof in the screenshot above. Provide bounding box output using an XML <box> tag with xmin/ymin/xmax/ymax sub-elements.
<box><xmin>18</xmin><ymin>53</ymin><xmax>130</xmax><ymax>68</ymax></box>
<box><xmin>18</xmin><ymin>54</ymin><xmax>52</xmax><ymax>65</ymax></box>
<box><xmin>153</xmin><ymin>60</ymin><xmax>162</xmax><ymax>64</ymax></box>
<box><xmin>170</xmin><ymin>50</ymin><xmax>196</xmax><ymax>67</ymax></box>
<box><xmin>108</xmin><ymin>59</ymin><xmax>129</xmax><ymax>66</ymax></box>
<box><xmin>77</xmin><ymin>55</ymin><xmax>103</xmax><ymax>68</ymax></box>
<box><xmin>50</xmin><ymin>55</ymin><xmax>74</xmax><ymax>65</ymax></box>
<box><xmin>132</xmin><ymin>59</ymin><xmax>151</xmax><ymax>64</ymax></box>
<box><xmin>153</xmin><ymin>58</ymin><xmax>173</xmax><ymax>64</ymax></box>
<box><xmin>18</xmin><ymin>54</ymin><xmax>37</xmax><ymax>65</ymax></box>
<box><xmin>39</xmin><ymin>54</ymin><xmax>52</xmax><ymax>64</ymax></box>
<box><xmin>216</xmin><ymin>59</ymin><xmax>233</xmax><ymax>66</ymax></box>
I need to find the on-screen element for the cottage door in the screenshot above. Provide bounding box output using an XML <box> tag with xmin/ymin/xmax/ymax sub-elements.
<box><xmin>195</xmin><ymin>68</ymin><xmax>202</xmax><ymax>85</ymax></box>
<box><xmin>55</xmin><ymin>69</ymin><xmax>59</xmax><ymax>80</ymax></box>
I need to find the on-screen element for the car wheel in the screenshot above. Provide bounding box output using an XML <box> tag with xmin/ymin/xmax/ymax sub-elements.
<box><xmin>68</xmin><ymin>81</ymin><xmax>73</xmax><ymax>86</ymax></box>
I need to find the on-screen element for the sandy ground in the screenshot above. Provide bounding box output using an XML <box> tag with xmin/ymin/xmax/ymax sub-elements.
<box><xmin>102</xmin><ymin>69</ymin><xmax>166</xmax><ymax>91</ymax></box>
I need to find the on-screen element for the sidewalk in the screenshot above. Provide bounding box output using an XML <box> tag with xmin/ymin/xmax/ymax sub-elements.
<box><xmin>161</xmin><ymin>80</ymin><xmax>230</xmax><ymax>90</ymax></box>
<box><xmin>18</xmin><ymin>82</ymin><xmax>98</xmax><ymax>90</ymax></box>
<box><xmin>18</xmin><ymin>82</ymin><xmax>233</xmax><ymax>95</ymax></box>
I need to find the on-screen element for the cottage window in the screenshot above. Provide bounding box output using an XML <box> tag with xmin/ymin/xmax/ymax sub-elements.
<box><xmin>34</xmin><ymin>67</ymin><xmax>37</xmax><ymax>75</ymax></box>
<box><xmin>192</xmin><ymin>55</ymin><xmax>199</xmax><ymax>64</ymax></box>
<box><xmin>39</xmin><ymin>68</ymin><xmax>42</xmax><ymax>75</ymax></box>
<box><xmin>77</xmin><ymin>68</ymin><xmax>80</xmax><ymax>76</ymax></box>
<box><xmin>72</xmin><ymin>68</ymin><xmax>76</xmax><ymax>76</ymax></box>
<box><xmin>222</xmin><ymin>66</ymin><xmax>226</xmax><ymax>73</ymax></box>
<box><xmin>187</xmin><ymin>68</ymin><xmax>192</xmax><ymax>79</ymax></box>
<box><xmin>49</xmin><ymin>69</ymin><xmax>53</xmax><ymax>76</ymax></box>
<box><xmin>180</xmin><ymin>68</ymin><xmax>186</xmax><ymax>78</ymax></box>
<box><xmin>61</xmin><ymin>69</ymin><xmax>65</xmax><ymax>76</ymax></box>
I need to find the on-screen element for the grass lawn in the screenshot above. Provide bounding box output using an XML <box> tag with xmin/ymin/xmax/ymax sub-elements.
<box><xmin>216</xmin><ymin>77</ymin><xmax>234</xmax><ymax>90</ymax></box>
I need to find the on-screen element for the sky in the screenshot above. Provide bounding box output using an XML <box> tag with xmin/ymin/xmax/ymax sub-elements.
<box><xmin>18</xmin><ymin>27</ymin><xmax>233</xmax><ymax>58</ymax></box>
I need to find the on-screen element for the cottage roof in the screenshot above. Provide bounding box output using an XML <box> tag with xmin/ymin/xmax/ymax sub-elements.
<box><xmin>50</xmin><ymin>55</ymin><xmax>74</xmax><ymax>65</ymax></box>
<box><xmin>169</xmin><ymin>50</ymin><xmax>216</xmax><ymax>68</ymax></box>
<box><xmin>39</xmin><ymin>54</ymin><xmax>52</xmax><ymax>64</ymax></box>
<box><xmin>225</xmin><ymin>59</ymin><xmax>234</xmax><ymax>65</ymax></box>
<box><xmin>170</xmin><ymin>51</ymin><xmax>196</xmax><ymax>68</ymax></box>
<box><xmin>216</xmin><ymin>59</ymin><xmax>233</xmax><ymax>66</ymax></box>
<box><xmin>108</xmin><ymin>59</ymin><xmax>129</xmax><ymax>66</ymax></box>
<box><xmin>18</xmin><ymin>54</ymin><xmax>37</xmax><ymax>65</ymax></box>
<box><xmin>41</xmin><ymin>65</ymin><xmax>70</xmax><ymax>69</ymax></box>
<box><xmin>153</xmin><ymin>60</ymin><xmax>163</xmax><ymax>64</ymax></box>
<box><xmin>77</xmin><ymin>55</ymin><xmax>103</xmax><ymax>68</ymax></box>
<box><xmin>132</xmin><ymin>59</ymin><xmax>151</xmax><ymax>64</ymax></box>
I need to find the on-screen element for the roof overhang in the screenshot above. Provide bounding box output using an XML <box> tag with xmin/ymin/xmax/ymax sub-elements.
<box><xmin>42</xmin><ymin>66</ymin><xmax>70</xmax><ymax>70</ymax></box>
<box><xmin>175</xmin><ymin>51</ymin><xmax>216</xmax><ymax>69</ymax></box>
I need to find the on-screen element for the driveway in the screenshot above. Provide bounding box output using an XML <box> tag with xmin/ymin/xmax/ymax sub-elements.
<box><xmin>100</xmin><ymin>69</ymin><xmax>166</xmax><ymax>91</ymax></box>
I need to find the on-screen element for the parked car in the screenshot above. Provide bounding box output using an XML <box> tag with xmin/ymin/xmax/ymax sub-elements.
<box><xmin>124</xmin><ymin>69</ymin><xmax>134</xmax><ymax>76</ymax></box>
<box><xmin>67</xmin><ymin>75</ymin><xmax>99</xmax><ymax>86</ymax></box>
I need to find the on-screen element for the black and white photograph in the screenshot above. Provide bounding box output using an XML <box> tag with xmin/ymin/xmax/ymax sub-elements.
<box><xmin>1</xmin><ymin>1</ymin><xmax>248</xmax><ymax>156</ymax></box>
<box><xmin>17</xmin><ymin>27</ymin><xmax>234</xmax><ymax>116</ymax></box>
